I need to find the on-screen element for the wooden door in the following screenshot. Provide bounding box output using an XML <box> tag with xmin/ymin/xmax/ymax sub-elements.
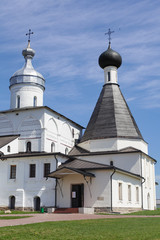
<box><xmin>71</xmin><ymin>184</ymin><xmax>84</xmax><ymax>208</ymax></box>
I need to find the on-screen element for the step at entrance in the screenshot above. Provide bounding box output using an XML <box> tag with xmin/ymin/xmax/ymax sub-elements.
<box><xmin>54</xmin><ymin>208</ymin><xmax>79</xmax><ymax>214</ymax></box>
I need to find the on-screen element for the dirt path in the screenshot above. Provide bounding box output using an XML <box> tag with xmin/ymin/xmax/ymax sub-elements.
<box><xmin>0</xmin><ymin>213</ymin><xmax>160</xmax><ymax>227</ymax></box>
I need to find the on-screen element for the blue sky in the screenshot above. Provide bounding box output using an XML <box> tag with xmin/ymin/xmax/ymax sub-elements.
<box><xmin>0</xmin><ymin>0</ymin><xmax>160</xmax><ymax>197</ymax></box>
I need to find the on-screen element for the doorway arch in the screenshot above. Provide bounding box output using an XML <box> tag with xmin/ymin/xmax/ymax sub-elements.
<box><xmin>34</xmin><ymin>196</ymin><xmax>40</xmax><ymax>211</ymax></box>
<box><xmin>10</xmin><ymin>196</ymin><xmax>15</xmax><ymax>210</ymax></box>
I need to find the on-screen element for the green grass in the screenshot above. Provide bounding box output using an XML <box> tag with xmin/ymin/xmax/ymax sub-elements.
<box><xmin>126</xmin><ymin>209</ymin><xmax>160</xmax><ymax>215</ymax></box>
<box><xmin>0</xmin><ymin>210</ymin><xmax>40</xmax><ymax>215</ymax></box>
<box><xmin>97</xmin><ymin>209</ymin><xmax>160</xmax><ymax>216</ymax></box>
<box><xmin>0</xmin><ymin>218</ymin><xmax>160</xmax><ymax>239</ymax></box>
<box><xmin>0</xmin><ymin>216</ymin><xmax>32</xmax><ymax>220</ymax></box>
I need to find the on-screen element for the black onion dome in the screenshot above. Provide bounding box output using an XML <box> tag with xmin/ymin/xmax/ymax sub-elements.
<box><xmin>99</xmin><ymin>43</ymin><xmax>122</xmax><ymax>69</ymax></box>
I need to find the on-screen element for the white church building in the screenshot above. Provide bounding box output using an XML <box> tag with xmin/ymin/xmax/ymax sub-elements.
<box><xmin>0</xmin><ymin>35</ymin><xmax>156</xmax><ymax>213</ymax></box>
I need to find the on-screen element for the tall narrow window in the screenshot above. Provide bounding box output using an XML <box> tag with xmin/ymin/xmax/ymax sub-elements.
<box><xmin>51</xmin><ymin>142</ymin><xmax>55</xmax><ymax>152</ymax></box>
<box><xmin>65</xmin><ymin>148</ymin><xmax>69</xmax><ymax>155</ymax></box>
<box><xmin>33</xmin><ymin>96</ymin><xmax>37</xmax><ymax>107</ymax></box>
<box><xmin>110</xmin><ymin>161</ymin><xmax>113</xmax><ymax>166</ymax></box>
<box><xmin>10</xmin><ymin>165</ymin><xmax>16</xmax><ymax>179</ymax></box>
<box><xmin>44</xmin><ymin>163</ymin><xmax>50</xmax><ymax>177</ymax></box>
<box><xmin>136</xmin><ymin>187</ymin><xmax>139</xmax><ymax>202</ymax></box>
<box><xmin>30</xmin><ymin>164</ymin><xmax>36</xmax><ymax>178</ymax></box>
<box><xmin>72</xmin><ymin>129</ymin><xmax>74</xmax><ymax>138</ymax></box>
<box><xmin>128</xmin><ymin>185</ymin><xmax>131</xmax><ymax>201</ymax></box>
<box><xmin>108</xmin><ymin>72</ymin><xmax>111</xmax><ymax>82</ymax></box>
<box><xmin>118</xmin><ymin>183</ymin><xmax>122</xmax><ymax>201</ymax></box>
<box><xmin>26</xmin><ymin>142</ymin><xmax>31</xmax><ymax>152</ymax></box>
<box><xmin>7</xmin><ymin>146</ymin><xmax>11</xmax><ymax>152</ymax></box>
<box><xmin>17</xmin><ymin>96</ymin><xmax>20</xmax><ymax>108</ymax></box>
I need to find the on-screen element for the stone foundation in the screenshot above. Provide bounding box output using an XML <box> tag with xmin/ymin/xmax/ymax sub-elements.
<box><xmin>94</xmin><ymin>207</ymin><xmax>111</xmax><ymax>213</ymax></box>
<box><xmin>0</xmin><ymin>207</ymin><xmax>35</xmax><ymax>211</ymax></box>
<box><xmin>94</xmin><ymin>207</ymin><xmax>142</xmax><ymax>214</ymax></box>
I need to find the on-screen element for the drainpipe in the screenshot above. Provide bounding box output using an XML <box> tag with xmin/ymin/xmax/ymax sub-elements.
<box><xmin>141</xmin><ymin>177</ymin><xmax>145</xmax><ymax>210</ymax></box>
<box><xmin>54</xmin><ymin>155</ymin><xmax>58</xmax><ymax>208</ymax></box>
<box><xmin>110</xmin><ymin>168</ymin><xmax>116</xmax><ymax>212</ymax></box>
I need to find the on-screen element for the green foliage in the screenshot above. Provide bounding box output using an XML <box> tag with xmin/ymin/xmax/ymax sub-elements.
<box><xmin>0</xmin><ymin>218</ymin><xmax>160</xmax><ymax>239</ymax></box>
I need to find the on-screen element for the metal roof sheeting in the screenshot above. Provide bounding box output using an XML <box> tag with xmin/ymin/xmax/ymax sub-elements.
<box><xmin>80</xmin><ymin>84</ymin><xmax>143</xmax><ymax>142</ymax></box>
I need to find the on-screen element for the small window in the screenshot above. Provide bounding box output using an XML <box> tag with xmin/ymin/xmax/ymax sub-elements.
<box><xmin>65</xmin><ymin>148</ymin><xmax>69</xmax><ymax>155</ymax></box>
<box><xmin>44</xmin><ymin>163</ymin><xmax>50</xmax><ymax>177</ymax></box>
<box><xmin>110</xmin><ymin>161</ymin><xmax>113</xmax><ymax>166</ymax></box>
<box><xmin>108</xmin><ymin>72</ymin><xmax>111</xmax><ymax>82</ymax></box>
<box><xmin>118</xmin><ymin>183</ymin><xmax>122</xmax><ymax>201</ymax></box>
<box><xmin>136</xmin><ymin>187</ymin><xmax>139</xmax><ymax>202</ymax></box>
<box><xmin>128</xmin><ymin>185</ymin><xmax>131</xmax><ymax>201</ymax></box>
<box><xmin>7</xmin><ymin>146</ymin><xmax>11</xmax><ymax>152</ymax></box>
<box><xmin>33</xmin><ymin>96</ymin><xmax>37</xmax><ymax>107</ymax></box>
<box><xmin>30</xmin><ymin>164</ymin><xmax>36</xmax><ymax>178</ymax></box>
<box><xmin>10</xmin><ymin>165</ymin><xmax>16</xmax><ymax>179</ymax></box>
<box><xmin>17</xmin><ymin>96</ymin><xmax>20</xmax><ymax>108</ymax></box>
<box><xmin>51</xmin><ymin>142</ymin><xmax>55</xmax><ymax>152</ymax></box>
<box><xmin>26</xmin><ymin>142</ymin><xmax>31</xmax><ymax>152</ymax></box>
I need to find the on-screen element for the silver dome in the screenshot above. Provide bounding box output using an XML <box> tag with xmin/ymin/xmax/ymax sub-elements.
<box><xmin>10</xmin><ymin>41</ymin><xmax>45</xmax><ymax>89</ymax></box>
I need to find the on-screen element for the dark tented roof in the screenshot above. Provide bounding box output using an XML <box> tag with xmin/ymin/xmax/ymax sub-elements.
<box><xmin>48</xmin><ymin>158</ymin><xmax>143</xmax><ymax>179</ymax></box>
<box><xmin>0</xmin><ymin>135</ymin><xmax>20</xmax><ymax>148</ymax></box>
<box><xmin>48</xmin><ymin>159</ymin><xmax>111</xmax><ymax>179</ymax></box>
<box><xmin>80</xmin><ymin>83</ymin><xmax>143</xmax><ymax>142</ymax></box>
<box><xmin>48</xmin><ymin>167</ymin><xmax>95</xmax><ymax>179</ymax></box>
<box><xmin>69</xmin><ymin>145</ymin><xmax>90</xmax><ymax>155</ymax></box>
<box><xmin>59</xmin><ymin>158</ymin><xmax>111</xmax><ymax>170</ymax></box>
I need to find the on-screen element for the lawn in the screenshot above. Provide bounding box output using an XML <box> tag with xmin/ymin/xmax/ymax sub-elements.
<box><xmin>0</xmin><ymin>218</ymin><xmax>160</xmax><ymax>240</ymax></box>
<box><xmin>126</xmin><ymin>208</ymin><xmax>160</xmax><ymax>215</ymax></box>
<box><xmin>0</xmin><ymin>210</ymin><xmax>39</xmax><ymax>215</ymax></box>
<box><xmin>0</xmin><ymin>216</ymin><xmax>32</xmax><ymax>220</ymax></box>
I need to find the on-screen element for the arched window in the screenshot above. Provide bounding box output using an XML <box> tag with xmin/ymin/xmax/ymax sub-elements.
<box><xmin>17</xmin><ymin>95</ymin><xmax>20</xmax><ymax>108</ymax></box>
<box><xmin>51</xmin><ymin>142</ymin><xmax>55</xmax><ymax>152</ymax></box>
<box><xmin>65</xmin><ymin>147</ymin><xmax>69</xmax><ymax>155</ymax></box>
<box><xmin>7</xmin><ymin>145</ymin><xmax>11</xmax><ymax>152</ymax></box>
<box><xmin>72</xmin><ymin>129</ymin><xmax>74</xmax><ymax>138</ymax></box>
<box><xmin>110</xmin><ymin>161</ymin><xmax>113</xmax><ymax>166</ymax></box>
<box><xmin>108</xmin><ymin>72</ymin><xmax>111</xmax><ymax>82</ymax></box>
<box><xmin>33</xmin><ymin>96</ymin><xmax>37</xmax><ymax>107</ymax></box>
<box><xmin>26</xmin><ymin>141</ymin><xmax>31</xmax><ymax>152</ymax></box>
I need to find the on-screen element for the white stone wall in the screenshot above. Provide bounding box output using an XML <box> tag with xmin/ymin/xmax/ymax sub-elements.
<box><xmin>0</xmin><ymin>107</ymin><xmax>82</xmax><ymax>154</ymax></box>
<box><xmin>76</xmin><ymin>152</ymin><xmax>141</xmax><ymax>175</ymax></box>
<box><xmin>44</xmin><ymin>108</ymin><xmax>81</xmax><ymax>154</ymax></box>
<box><xmin>0</xmin><ymin>138</ymin><xmax>19</xmax><ymax>155</ymax></box>
<box><xmin>0</xmin><ymin>155</ymin><xmax>66</xmax><ymax>209</ymax></box>
<box><xmin>112</xmin><ymin>172</ymin><xmax>141</xmax><ymax>209</ymax></box>
<box><xmin>141</xmin><ymin>154</ymin><xmax>156</xmax><ymax>210</ymax></box>
<box><xmin>57</xmin><ymin>170</ymin><xmax>111</xmax><ymax>209</ymax></box>
<box><xmin>10</xmin><ymin>84</ymin><xmax>44</xmax><ymax>109</ymax></box>
<box><xmin>104</xmin><ymin>66</ymin><xmax>118</xmax><ymax>84</ymax></box>
<box><xmin>79</xmin><ymin>138</ymin><xmax>148</xmax><ymax>154</ymax></box>
<box><xmin>74</xmin><ymin>152</ymin><xmax>156</xmax><ymax>210</ymax></box>
<box><xmin>57</xmin><ymin>169</ymin><xmax>143</xmax><ymax>211</ymax></box>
